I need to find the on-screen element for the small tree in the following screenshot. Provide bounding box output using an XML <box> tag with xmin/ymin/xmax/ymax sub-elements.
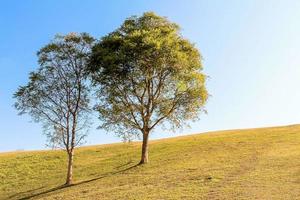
<box><xmin>88</xmin><ymin>12</ymin><xmax>208</xmax><ymax>164</ymax></box>
<box><xmin>14</xmin><ymin>33</ymin><xmax>94</xmax><ymax>185</ymax></box>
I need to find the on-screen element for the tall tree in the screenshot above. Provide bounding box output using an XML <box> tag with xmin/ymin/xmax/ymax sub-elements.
<box><xmin>88</xmin><ymin>12</ymin><xmax>208</xmax><ymax>164</ymax></box>
<box><xmin>14</xmin><ymin>33</ymin><xmax>94</xmax><ymax>185</ymax></box>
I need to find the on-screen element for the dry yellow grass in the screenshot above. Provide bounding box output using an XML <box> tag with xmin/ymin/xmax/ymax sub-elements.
<box><xmin>1</xmin><ymin>124</ymin><xmax>300</xmax><ymax>199</ymax></box>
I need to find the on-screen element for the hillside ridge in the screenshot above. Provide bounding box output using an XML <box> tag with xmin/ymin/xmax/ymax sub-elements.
<box><xmin>1</xmin><ymin>124</ymin><xmax>300</xmax><ymax>199</ymax></box>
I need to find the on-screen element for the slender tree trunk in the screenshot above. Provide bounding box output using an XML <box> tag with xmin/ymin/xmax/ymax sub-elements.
<box><xmin>65</xmin><ymin>149</ymin><xmax>74</xmax><ymax>185</ymax></box>
<box><xmin>139</xmin><ymin>131</ymin><xmax>149</xmax><ymax>164</ymax></box>
<box><xmin>66</xmin><ymin>114</ymin><xmax>77</xmax><ymax>185</ymax></box>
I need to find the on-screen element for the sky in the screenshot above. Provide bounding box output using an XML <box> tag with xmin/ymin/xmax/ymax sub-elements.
<box><xmin>0</xmin><ymin>0</ymin><xmax>300</xmax><ymax>152</ymax></box>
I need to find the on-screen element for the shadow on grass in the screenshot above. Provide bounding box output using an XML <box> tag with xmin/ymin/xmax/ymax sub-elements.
<box><xmin>11</xmin><ymin>163</ymin><xmax>139</xmax><ymax>200</ymax></box>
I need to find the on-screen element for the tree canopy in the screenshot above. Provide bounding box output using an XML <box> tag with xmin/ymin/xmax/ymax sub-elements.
<box><xmin>88</xmin><ymin>12</ymin><xmax>208</xmax><ymax>164</ymax></box>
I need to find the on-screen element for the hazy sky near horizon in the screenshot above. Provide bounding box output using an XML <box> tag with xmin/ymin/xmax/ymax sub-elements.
<box><xmin>1</xmin><ymin>0</ymin><xmax>300</xmax><ymax>152</ymax></box>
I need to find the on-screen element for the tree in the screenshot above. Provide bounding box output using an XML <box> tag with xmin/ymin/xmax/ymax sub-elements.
<box><xmin>14</xmin><ymin>33</ymin><xmax>94</xmax><ymax>185</ymax></box>
<box><xmin>88</xmin><ymin>12</ymin><xmax>208</xmax><ymax>164</ymax></box>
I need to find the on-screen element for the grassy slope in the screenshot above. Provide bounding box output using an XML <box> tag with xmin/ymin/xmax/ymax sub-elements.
<box><xmin>1</xmin><ymin>125</ymin><xmax>300</xmax><ymax>200</ymax></box>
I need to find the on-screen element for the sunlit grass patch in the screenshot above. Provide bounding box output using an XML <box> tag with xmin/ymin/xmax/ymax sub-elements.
<box><xmin>1</xmin><ymin>124</ymin><xmax>300</xmax><ymax>199</ymax></box>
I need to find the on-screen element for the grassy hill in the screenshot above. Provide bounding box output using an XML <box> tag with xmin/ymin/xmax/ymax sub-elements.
<box><xmin>1</xmin><ymin>125</ymin><xmax>300</xmax><ymax>200</ymax></box>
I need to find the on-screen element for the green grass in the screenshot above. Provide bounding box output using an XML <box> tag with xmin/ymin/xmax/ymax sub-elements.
<box><xmin>1</xmin><ymin>124</ymin><xmax>300</xmax><ymax>199</ymax></box>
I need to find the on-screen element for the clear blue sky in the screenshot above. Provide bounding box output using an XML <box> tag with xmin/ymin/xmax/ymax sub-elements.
<box><xmin>1</xmin><ymin>0</ymin><xmax>299</xmax><ymax>152</ymax></box>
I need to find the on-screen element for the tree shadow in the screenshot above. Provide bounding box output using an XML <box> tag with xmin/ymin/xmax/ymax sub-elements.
<box><xmin>8</xmin><ymin>187</ymin><xmax>45</xmax><ymax>200</ymax></box>
<box><xmin>11</xmin><ymin>163</ymin><xmax>139</xmax><ymax>200</ymax></box>
<box><xmin>72</xmin><ymin>163</ymin><xmax>138</xmax><ymax>186</ymax></box>
<box><xmin>114</xmin><ymin>160</ymin><xmax>134</xmax><ymax>170</ymax></box>
<box><xmin>17</xmin><ymin>185</ymin><xmax>67</xmax><ymax>200</ymax></box>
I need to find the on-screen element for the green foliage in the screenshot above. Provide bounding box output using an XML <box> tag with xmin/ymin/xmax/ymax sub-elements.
<box><xmin>89</xmin><ymin>12</ymin><xmax>208</xmax><ymax>138</ymax></box>
<box><xmin>14</xmin><ymin>32</ymin><xmax>94</xmax><ymax>149</ymax></box>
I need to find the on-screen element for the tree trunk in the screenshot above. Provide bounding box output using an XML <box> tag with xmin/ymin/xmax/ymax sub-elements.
<box><xmin>65</xmin><ymin>149</ymin><xmax>74</xmax><ymax>185</ymax></box>
<box><xmin>139</xmin><ymin>131</ymin><xmax>149</xmax><ymax>164</ymax></box>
